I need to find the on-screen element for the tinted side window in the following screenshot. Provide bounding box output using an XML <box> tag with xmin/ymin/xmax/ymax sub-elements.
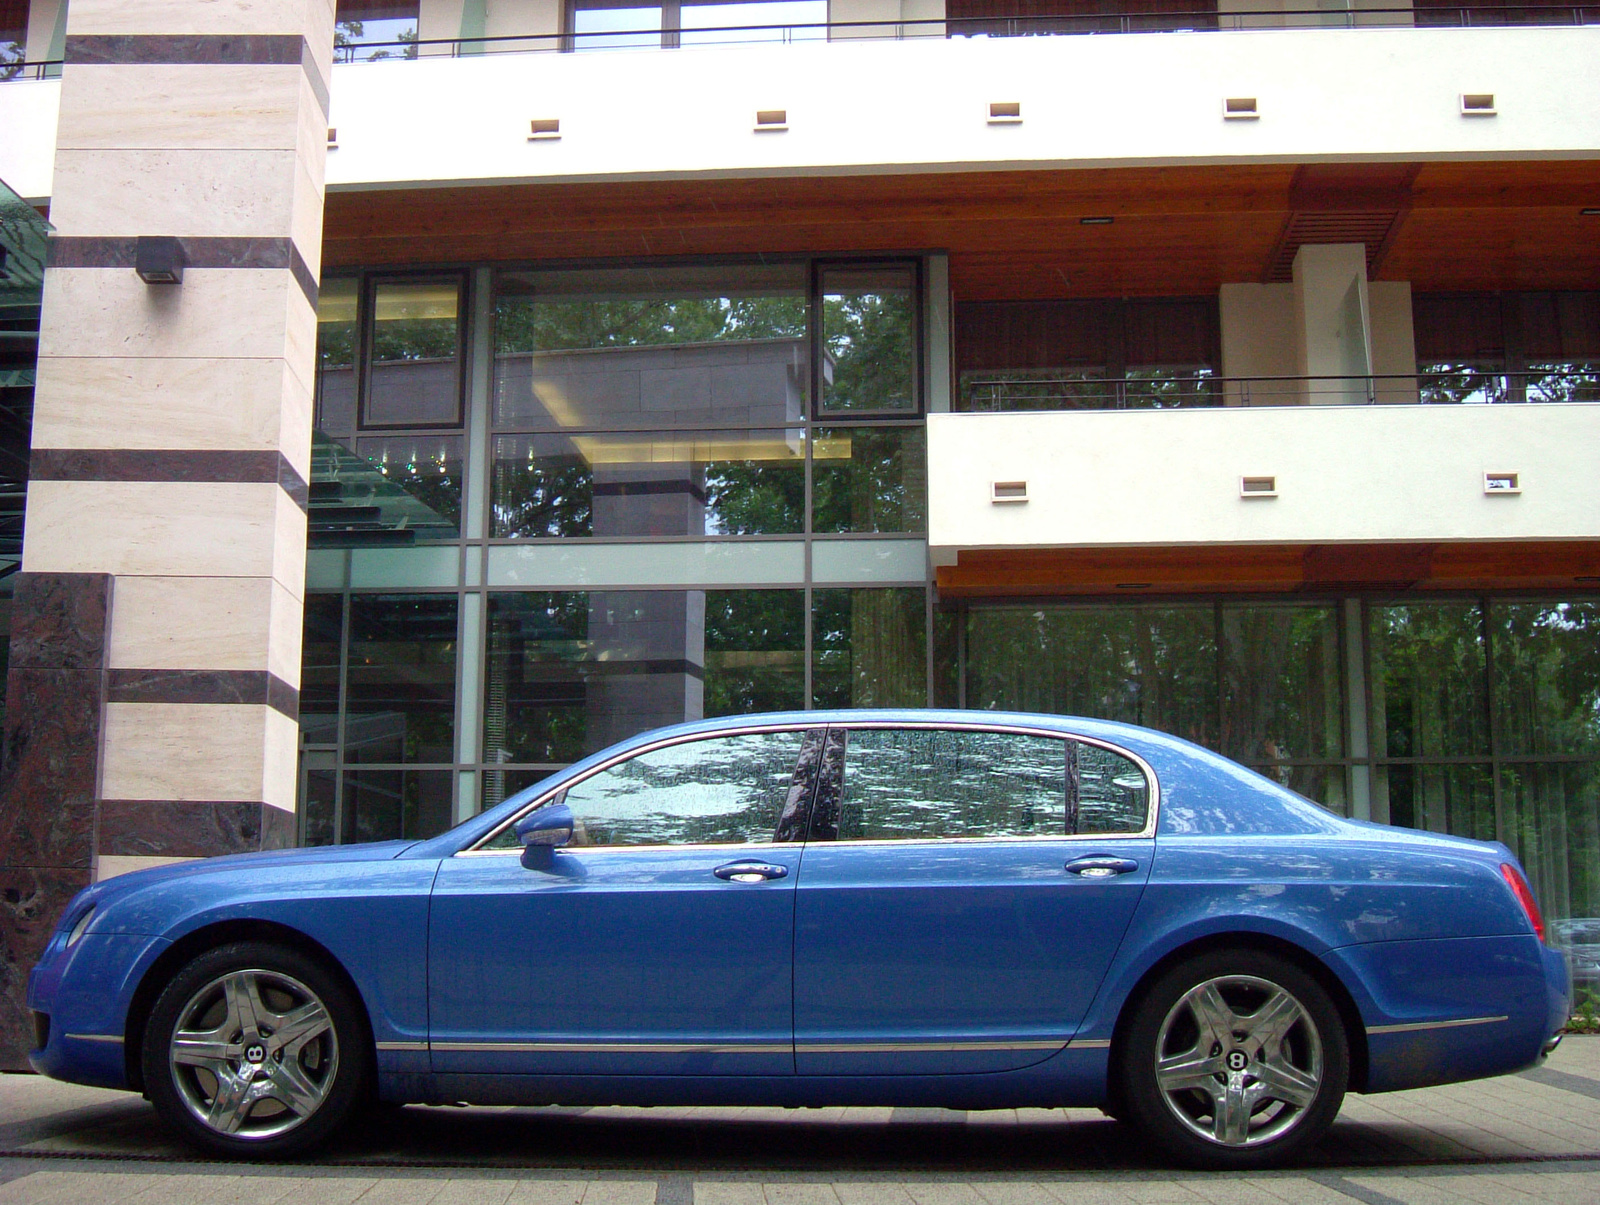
<box><xmin>556</xmin><ymin>729</ymin><xmax>816</xmax><ymax>847</ymax></box>
<box><xmin>1073</xmin><ymin>742</ymin><xmax>1149</xmax><ymax>834</ymax></box>
<box><xmin>833</xmin><ymin>728</ymin><xmax>1069</xmax><ymax>840</ymax></box>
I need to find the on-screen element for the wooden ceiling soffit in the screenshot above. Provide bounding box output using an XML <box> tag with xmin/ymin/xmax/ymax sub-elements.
<box><xmin>1262</xmin><ymin>163</ymin><xmax>1421</xmax><ymax>284</ymax></box>
<box><xmin>934</xmin><ymin>541</ymin><xmax>1600</xmax><ymax>598</ymax></box>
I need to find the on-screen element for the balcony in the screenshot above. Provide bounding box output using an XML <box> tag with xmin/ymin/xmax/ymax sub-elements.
<box><xmin>926</xmin><ymin>395</ymin><xmax>1600</xmax><ymax>594</ymax></box>
<box><xmin>4</xmin><ymin>17</ymin><xmax>1598</xmax><ymax>202</ymax></box>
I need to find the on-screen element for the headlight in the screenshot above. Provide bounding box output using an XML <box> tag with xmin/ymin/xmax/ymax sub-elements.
<box><xmin>64</xmin><ymin>906</ymin><xmax>94</xmax><ymax>947</ymax></box>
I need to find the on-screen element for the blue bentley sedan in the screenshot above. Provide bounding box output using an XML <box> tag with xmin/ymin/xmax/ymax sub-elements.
<box><xmin>27</xmin><ymin>710</ymin><xmax>1570</xmax><ymax>1168</ymax></box>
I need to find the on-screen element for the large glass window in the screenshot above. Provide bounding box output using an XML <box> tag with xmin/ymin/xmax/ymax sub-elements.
<box><xmin>570</xmin><ymin>0</ymin><xmax>826</xmax><ymax>49</ymax></box>
<box><xmin>335</xmin><ymin>0</ymin><xmax>418</xmax><ymax>60</ymax></box>
<box><xmin>819</xmin><ymin>263</ymin><xmax>918</xmax><ymax>415</ymax></box>
<box><xmin>1</xmin><ymin>5</ymin><xmax>27</xmax><ymax>78</ymax></box>
<box><xmin>295</xmin><ymin>593</ymin><xmax>459</xmax><ymax>845</ymax></box>
<box><xmin>954</xmin><ymin>298</ymin><xmax>1219</xmax><ymax>412</ymax></box>
<box><xmin>490</xmin><ymin>263</ymin><xmax>923</xmax><ymax>538</ymax></box>
<box><xmin>957</xmin><ymin>601</ymin><xmax>1347</xmax><ymax>812</ymax></box>
<box><xmin>313</xmin><ymin>275</ymin><xmax>464</xmax><ymax>544</ymax></box>
<box><xmin>813</xmin><ymin>588</ymin><xmax>927</xmax><ymax>709</ymax></box>
<box><xmin>483</xmin><ymin>589</ymin><xmax>808</xmax><ymax>771</ymax></box>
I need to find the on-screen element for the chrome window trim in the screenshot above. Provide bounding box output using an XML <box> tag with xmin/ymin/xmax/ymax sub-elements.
<box><xmin>462</xmin><ymin>719</ymin><xmax>1161</xmax><ymax>854</ymax></box>
<box><xmin>825</xmin><ymin>720</ymin><xmax>1161</xmax><ymax>843</ymax></box>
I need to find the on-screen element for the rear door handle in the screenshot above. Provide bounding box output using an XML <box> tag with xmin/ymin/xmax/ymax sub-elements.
<box><xmin>714</xmin><ymin>862</ymin><xmax>790</xmax><ymax>883</ymax></box>
<box><xmin>1065</xmin><ymin>855</ymin><xmax>1140</xmax><ymax>878</ymax></box>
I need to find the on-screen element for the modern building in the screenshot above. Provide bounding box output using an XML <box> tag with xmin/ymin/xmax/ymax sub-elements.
<box><xmin>0</xmin><ymin>0</ymin><xmax>1598</xmax><ymax>1064</ymax></box>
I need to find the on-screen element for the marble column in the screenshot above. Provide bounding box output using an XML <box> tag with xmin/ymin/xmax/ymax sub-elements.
<box><xmin>0</xmin><ymin>0</ymin><xmax>334</xmax><ymax>1066</ymax></box>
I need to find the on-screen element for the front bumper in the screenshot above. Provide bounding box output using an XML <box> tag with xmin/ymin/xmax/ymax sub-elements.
<box><xmin>27</xmin><ymin>932</ymin><xmax>171</xmax><ymax>1091</ymax></box>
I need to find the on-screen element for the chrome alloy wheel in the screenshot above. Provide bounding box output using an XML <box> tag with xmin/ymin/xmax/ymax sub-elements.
<box><xmin>1153</xmin><ymin>974</ymin><xmax>1323</xmax><ymax>1148</ymax></box>
<box><xmin>167</xmin><ymin>968</ymin><xmax>339</xmax><ymax>1140</ymax></box>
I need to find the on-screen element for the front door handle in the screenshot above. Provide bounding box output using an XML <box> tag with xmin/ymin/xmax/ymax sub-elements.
<box><xmin>713</xmin><ymin>862</ymin><xmax>790</xmax><ymax>883</ymax></box>
<box><xmin>1065</xmin><ymin>855</ymin><xmax>1140</xmax><ymax>878</ymax></box>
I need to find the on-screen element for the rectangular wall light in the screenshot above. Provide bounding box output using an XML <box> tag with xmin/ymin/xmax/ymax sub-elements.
<box><xmin>528</xmin><ymin>118</ymin><xmax>561</xmax><ymax>141</ymax></box>
<box><xmin>1484</xmin><ymin>471</ymin><xmax>1520</xmax><ymax>494</ymax></box>
<box><xmin>1224</xmin><ymin>97</ymin><xmax>1259</xmax><ymax>120</ymax></box>
<box><xmin>755</xmin><ymin>110</ymin><xmax>788</xmax><ymax>132</ymax></box>
<box><xmin>988</xmin><ymin>102</ymin><xmax>1022</xmax><ymax>125</ymax></box>
<box><xmin>991</xmin><ymin>481</ymin><xmax>1029</xmax><ymax>504</ymax></box>
<box><xmin>1461</xmin><ymin>93</ymin><xmax>1497</xmax><ymax>116</ymax></box>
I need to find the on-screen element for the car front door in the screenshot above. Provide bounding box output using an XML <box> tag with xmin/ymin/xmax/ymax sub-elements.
<box><xmin>793</xmin><ymin>724</ymin><xmax>1155</xmax><ymax>1076</ymax></box>
<box><xmin>429</xmin><ymin>726</ymin><xmax>822</xmax><ymax>1077</ymax></box>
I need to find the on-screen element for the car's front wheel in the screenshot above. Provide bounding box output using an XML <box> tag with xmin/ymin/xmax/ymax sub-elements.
<box><xmin>142</xmin><ymin>941</ymin><xmax>369</xmax><ymax>1156</ymax></box>
<box><xmin>1120</xmin><ymin>949</ymin><xmax>1349</xmax><ymax>1168</ymax></box>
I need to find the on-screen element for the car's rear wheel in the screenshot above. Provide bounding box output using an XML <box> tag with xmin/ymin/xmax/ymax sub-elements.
<box><xmin>142</xmin><ymin>941</ymin><xmax>369</xmax><ymax>1157</ymax></box>
<box><xmin>1120</xmin><ymin>949</ymin><xmax>1348</xmax><ymax>1169</ymax></box>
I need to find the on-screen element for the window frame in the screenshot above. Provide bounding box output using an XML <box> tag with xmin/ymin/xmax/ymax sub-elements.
<box><xmin>812</xmin><ymin>258</ymin><xmax>925</xmax><ymax>421</ymax></box>
<box><xmin>804</xmin><ymin>720</ymin><xmax>1159</xmax><ymax>845</ymax></box>
<box><xmin>462</xmin><ymin>722</ymin><xmax>826</xmax><ymax>853</ymax></box>
<box><xmin>359</xmin><ymin>270</ymin><xmax>470</xmax><ymax>432</ymax></box>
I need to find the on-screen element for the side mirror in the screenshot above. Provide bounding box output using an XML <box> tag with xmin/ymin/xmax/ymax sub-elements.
<box><xmin>515</xmin><ymin>801</ymin><xmax>574</xmax><ymax>849</ymax></box>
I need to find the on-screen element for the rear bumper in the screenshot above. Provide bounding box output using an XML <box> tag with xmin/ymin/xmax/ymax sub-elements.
<box><xmin>1328</xmin><ymin>933</ymin><xmax>1568</xmax><ymax>1093</ymax></box>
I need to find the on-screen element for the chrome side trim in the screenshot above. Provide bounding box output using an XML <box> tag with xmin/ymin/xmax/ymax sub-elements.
<box><xmin>431</xmin><ymin>1041</ymin><xmax>794</xmax><ymax>1054</ymax></box>
<box><xmin>1366</xmin><ymin>1015</ymin><xmax>1508</xmax><ymax>1035</ymax></box>
<box><xmin>426</xmin><ymin>1039</ymin><xmax>1069</xmax><ymax>1054</ymax></box>
<box><xmin>1067</xmin><ymin>1038</ymin><xmax>1112</xmax><ymax>1049</ymax></box>
<box><xmin>375</xmin><ymin>1041</ymin><xmax>429</xmax><ymax>1052</ymax></box>
<box><xmin>795</xmin><ymin>1040</ymin><xmax>1066</xmax><ymax>1053</ymax></box>
<box><xmin>63</xmin><ymin>1033</ymin><xmax>123</xmax><ymax>1044</ymax></box>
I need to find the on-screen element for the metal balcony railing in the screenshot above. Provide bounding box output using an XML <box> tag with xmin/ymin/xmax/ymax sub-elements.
<box><xmin>4</xmin><ymin>7</ymin><xmax>1595</xmax><ymax>79</ymax></box>
<box><xmin>958</xmin><ymin>369</ymin><xmax>1600</xmax><ymax>411</ymax></box>
<box><xmin>321</xmin><ymin>6</ymin><xmax>1597</xmax><ymax>61</ymax></box>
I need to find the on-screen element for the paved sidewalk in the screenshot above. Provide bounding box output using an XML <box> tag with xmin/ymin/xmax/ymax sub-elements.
<box><xmin>0</xmin><ymin>1039</ymin><xmax>1594</xmax><ymax>1204</ymax></box>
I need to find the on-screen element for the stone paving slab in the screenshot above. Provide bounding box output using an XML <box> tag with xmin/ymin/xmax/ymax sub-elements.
<box><xmin>0</xmin><ymin>1040</ymin><xmax>1594</xmax><ymax>1204</ymax></box>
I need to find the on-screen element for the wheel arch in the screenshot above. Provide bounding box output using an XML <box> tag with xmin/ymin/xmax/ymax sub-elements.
<box><xmin>1105</xmin><ymin>930</ymin><xmax>1370</xmax><ymax>1101</ymax></box>
<box><xmin>123</xmin><ymin>918</ymin><xmax>375</xmax><ymax>1095</ymax></box>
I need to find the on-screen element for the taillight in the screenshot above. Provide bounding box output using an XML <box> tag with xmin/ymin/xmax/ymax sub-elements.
<box><xmin>1500</xmin><ymin>863</ymin><xmax>1545</xmax><ymax>943</ymax></box>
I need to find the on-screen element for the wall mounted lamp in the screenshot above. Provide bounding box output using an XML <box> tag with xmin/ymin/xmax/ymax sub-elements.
<box><xmin>1240</xmin><ymin>475</ymin><xmax>1277</xmax><ymax>498</ymax></box>
<box><xmin>1460</xmin><ymin>93</ymin><xmax>1496</xmax><ymax>116</ymax></box>
<box><xmin>988</xmin><ymin>102</ymin><xmax>1022</xmax><ymax>125</ymax></box>
<box><xmin>135</xmin><ymin>236</ymin><xmax>184</xmax><ymax>285</ymax></box>
<box><xmin>1223</xmin><ymin>97</ymin><xmax>1259</xmax><ymax>120</ymax></box>
<box><xmin>528</xmin><ymin>118</ymin><xmax>561</xmax><ymax>141</ymax></box>
<box><xmin>755</xmin><ymin>110</ymin><xmax>788</xmax><ymax>132</ymax></box>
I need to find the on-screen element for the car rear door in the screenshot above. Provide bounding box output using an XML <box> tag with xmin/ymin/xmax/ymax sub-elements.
<box><xmin>429</xmin><ymin>726</ymin><xmax>822</xmax><ymax>1077</ymax></box>
<box><xmin>793</xmin><ymin>723</ymin><xmax>1154</xmax><ymax>1076</ymax></box>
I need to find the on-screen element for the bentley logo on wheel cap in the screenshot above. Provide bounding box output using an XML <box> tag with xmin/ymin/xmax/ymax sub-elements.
<box><xmin>1226</xmin><ymin>1050</ymin><xmax>1249</xmax><ymax>1072</ymax></box>
<box><xmin>245</xmin><ymin>1044</ymin><xmax>266</xmax><ymax>1064</ymax></box>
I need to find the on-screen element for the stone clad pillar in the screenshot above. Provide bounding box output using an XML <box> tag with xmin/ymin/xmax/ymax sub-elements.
<box><xmin>0</xmin><ymin>0</ymin><xmax>334</xmax><ymax>1065</ymax></box>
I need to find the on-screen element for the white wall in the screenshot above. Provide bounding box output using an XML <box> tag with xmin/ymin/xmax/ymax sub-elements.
<box><xmin>926</xmin><ymin>404</ymin><xmax>1600</xmax><ymax>561</ymax></box>
<box><xmin>1219</xmin><ymin>283</ymin><xmax>1297</xmax><ymax>404</ymax></box>
<box><xmin>1368</xmin><ymin>280</ymin><xmax>1418</xmax><ymax>403</ymax></box>
<box><xmin>6</xmin><ymin>27</ymin><xmax>1597</xmax><ymax>197</ymax></box>
<box><xmin>300</xmin><ymin>26</ymin><xmax>1596</xmax><ymax>190</ymax></box>
<box><xmin>0</xmin><ymin>79</ymin><xmax>60</xmax><ymax>201</ymax></box>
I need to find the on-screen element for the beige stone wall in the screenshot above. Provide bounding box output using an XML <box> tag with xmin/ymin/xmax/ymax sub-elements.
<box><xmin>23</xmin><ymin>0</ymin><xmax>336</xmax><ymax>881</ymax></box>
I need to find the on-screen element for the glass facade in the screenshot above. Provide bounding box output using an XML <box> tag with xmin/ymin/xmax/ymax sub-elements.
<box><xmin>299</xmin><ymin>256</ymin><xmax>1599</xmax><ymax>946</ymax></box>
<box><xmin>303</xmin><ymin>258</ymin><xmax>930</xmax><ymax>840</ymax></box>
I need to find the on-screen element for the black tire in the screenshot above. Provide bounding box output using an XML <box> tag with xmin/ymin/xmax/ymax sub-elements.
<box><xmin>1119</xmin><ymin>948</ymin><xmax>1349</xmax><ymax>1169</ymax></box>
<box><xmin>142</xmin><ymin>941</ymin><xmax>371</xmax><ymax>1157</ymax></box>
